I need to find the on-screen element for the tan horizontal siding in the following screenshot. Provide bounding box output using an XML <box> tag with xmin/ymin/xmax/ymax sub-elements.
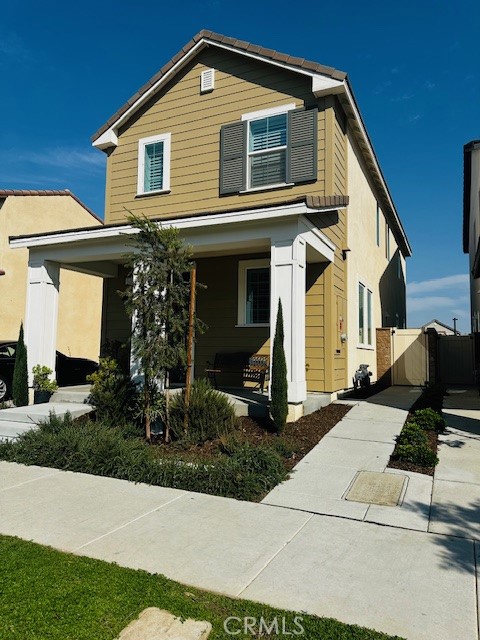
<box><xmin>106</xmin><ymin>48</ymin><xmax>328</xmax><ymax>223</ymax></box>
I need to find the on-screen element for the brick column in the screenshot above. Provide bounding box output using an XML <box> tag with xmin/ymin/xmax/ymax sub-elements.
<box><xmin>376</xmin><ymin>328</ymin><xmax>392</xmax><ymax>387</ymax></box>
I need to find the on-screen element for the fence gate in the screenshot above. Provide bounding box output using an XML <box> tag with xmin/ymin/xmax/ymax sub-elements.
<box><xmin>438</xmin><ymin>335</ymin><xmax>474</xmax><ymax>385</ymax></box>
<box><xmin>392</xmin><ymin>329</ymin><xmax>428</xmax><ymax>386</ymax></box>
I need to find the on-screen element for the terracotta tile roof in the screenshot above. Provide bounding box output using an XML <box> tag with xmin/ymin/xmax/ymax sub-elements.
<box><xmin>92</xmin><ymin>29</ymin><xmax>347</xmax><ymax>142</ymax></box>
<box><xmin>0</xmin><ymin>189</ymin><xmax>103</xmax><ymax>224</ymax></box>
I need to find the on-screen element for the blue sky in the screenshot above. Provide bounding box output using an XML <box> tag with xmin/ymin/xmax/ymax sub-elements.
<box><xmin>0</xmin><ymin>0</ymin><xmax>478</xmax><ymax>332</ymax></box>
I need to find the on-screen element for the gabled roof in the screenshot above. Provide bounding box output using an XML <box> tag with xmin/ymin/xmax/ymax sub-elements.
<box><xmin>463</xmin><ymin>140</ymin><xmax>480</xmax><ymax>253</ymax></box>
<box><xmin>91</xmin><ymin>29</ymin><xmax>346</xmax><ymax>143</ymax></box>
<box><xmin>90</xmin><ymin>30</ymin><xmax>411</xmax><ymax>257</ymax></box>
<box><xmin>0</xmin><ymin>189</ymin><xmax>103</xmax><ymax>224</ymax></box>
<box><xmin>421</xmin><ymin>319</ymin><xmax>457</xmax><ymax>333</ymax></box>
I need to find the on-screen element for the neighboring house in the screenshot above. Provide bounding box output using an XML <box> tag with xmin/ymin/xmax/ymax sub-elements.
<box><xmin>10</xmin><ymin>31</ymin><xmax>410</xmax><ymax>415</ymax></box>
<box><xmin>463</xmin><ymin>139</ymin><xmax>480</xmax><ymax>370</ymax></box>
<box><xmin>421</xmin><ymin>319</ymin><xmax>459</xmax><ymax>336</ymax></box>
<box><xmin>1</xmin><ymin>190</ymin><xmax>103</xmax><ymax>362</ymax></box>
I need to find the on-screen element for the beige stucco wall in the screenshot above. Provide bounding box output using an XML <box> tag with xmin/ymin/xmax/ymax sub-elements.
<box><xmin>0</xmin><ymin>195</ymin><xmax>103</xmax><ymax>361</ymax></box>
<box><xmin>346</xmin><ymin>132</ymin><xmax>406</xmax><ymax>383</ymax></box>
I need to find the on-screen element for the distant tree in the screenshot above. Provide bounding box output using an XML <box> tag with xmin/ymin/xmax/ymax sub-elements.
<box><xmin>271</xmin><ymin>299</ymin><xmax>288</xmax><ymax>434</ymax></box>
<box><xmin>122</xmin><ymin>213</ymin><xmax>204</xmax><ymax>441</ymax></box>
<box><xmin>12</xmin><ymin>323</ymin><xmax>28</xmax><ymax>407</ymax></box>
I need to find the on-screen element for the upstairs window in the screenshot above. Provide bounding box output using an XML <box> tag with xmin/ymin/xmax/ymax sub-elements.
<box><xmin>248</xmin><ymin>113</ymin><xmax>287</xmax><ymax>189</ymax></box>
<box><xmin>220</xmin><ymin>105</ymin><xmax>317</xmax><ymax>195</ymax></box>
<box><xmin>137</xmin><ymin>133</ymin><xmax>171</xmax><ymax>195</ymax></box>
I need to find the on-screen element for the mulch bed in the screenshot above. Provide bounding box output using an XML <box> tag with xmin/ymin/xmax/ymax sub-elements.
<box><xmin>238</xmin><ymin>403</ymin><xmax>351</xmax><ymax>470</ymax></box>
<box><xmin>154</xmin><ymin>403</ymin><xmax>351</xmax><ymax>470</ymax></box>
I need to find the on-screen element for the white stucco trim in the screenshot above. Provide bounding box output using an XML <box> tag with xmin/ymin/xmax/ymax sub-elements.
<box><xmin>9</xmin><ymin>202</ymin><xmax>340</xmax><ymax>250</ymax></box>
<box><xmin>312</xmin><ymin>75</ymin><xmax>345</xmax><ymax>96</ymax></box>
<box><xmin>241</xmin><ymin>103</ymin><xmax>296</xmax><ymax>121</ymax></box>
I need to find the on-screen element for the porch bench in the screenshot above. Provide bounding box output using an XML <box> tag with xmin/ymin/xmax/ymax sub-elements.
<box><xmin>205</xmin><ymin>352</ymin><xmax>270</xmax><ymax>392</ymax></box>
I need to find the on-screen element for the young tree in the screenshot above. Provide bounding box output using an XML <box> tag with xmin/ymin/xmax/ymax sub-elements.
<box><xmin>271</xmin><ymin>299</ymin><xmax>288</xmax><ymax>434</ymax></box>
<box><xmin>123</xmin><ymin>213</ymin><xmax>202</xmax><ymax>441</ymax></box>
<box><xmin>12</xmin><ymin>323</ymin><xmax>29</xmax><ymax>407</ymax></box>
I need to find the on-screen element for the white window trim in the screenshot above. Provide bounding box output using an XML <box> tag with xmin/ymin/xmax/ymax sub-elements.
<box><xmin>358</xmin><ymin>280</ymin><xmax>374</xmax><ymax>349</ymax></box>
<box><xmin>242</xmin><ymin>103</ymin><xmax>296</xmax><ymax>192</ymax></box>
<box><xmin>241</xmin><ymin>103</ymin><xmax>296</xmax><ymax>122</ymax></box>
<box><xmin>137</xmin><ymin>132</ymin><xmax>171</xmax><ymax>196</ymax></box>
<box><xmin>237</xmin><ymin>258</ymin><xmax>270</xmax><ymax>327</ymax></box>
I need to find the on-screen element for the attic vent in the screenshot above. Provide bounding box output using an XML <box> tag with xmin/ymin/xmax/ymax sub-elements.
<box><xmin>201</xmin><ymin>68</ymin><xmax>215</xmax><ymax>93</ymax></box>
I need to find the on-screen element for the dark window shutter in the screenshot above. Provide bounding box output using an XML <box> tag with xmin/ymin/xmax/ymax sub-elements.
<box><xmin>287</xmin><ymin>108</ymin><xmax>317</xmax><ymax>184</ymax></box>
<box><xmin>220</xmin><ymin>121</ymin><xmax>246</xmax><ymax>194</ymax></box>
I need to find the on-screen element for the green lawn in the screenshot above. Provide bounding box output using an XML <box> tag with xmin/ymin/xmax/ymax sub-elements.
<box><xmin>0</xmin><ymin>535</ymin><xmax>403</xmax><ymax>639</ymax></box>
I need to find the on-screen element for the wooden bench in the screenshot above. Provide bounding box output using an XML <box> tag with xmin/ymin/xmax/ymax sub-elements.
<box><xmin>205</xmin><ymin>352</ymin><xmax>270</xmax><ymax>392</ymax></box>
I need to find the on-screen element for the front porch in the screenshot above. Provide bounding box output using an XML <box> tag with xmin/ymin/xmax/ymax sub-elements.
<box><xmin>11</xmin><ymin>199</ymin><xmax>340</xmax><ymax>417</ymax></box>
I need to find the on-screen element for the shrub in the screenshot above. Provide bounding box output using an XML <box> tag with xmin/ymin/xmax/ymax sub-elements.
<box><xmin>411</xmin><ymin>408</ymin><xmax>446</xmax><ymax>432</ymax></box>
<box><xmin>12</xmin><ymin>323</ymin><xmax>28</xmax><ymax>407</ymax></box>
<box><xmin>169</xmin><ymin>378</ymin><xmax>237</xmax><ymax>444</ymax></box>
<box><xmin>397</xmin><ymin>422</ymin><xmax>428</xmax><ymax>447</ymax></box>
<box><xmin>32</xmin><ymin>365</ymin><xmax>58</xmax><ymax>392</ymax></box>
<box><xmin>0</xmin><ymin>414</ymin><xmax>286</xmax><ymax>501</ymax></box>
<box><xmin>271</xmin><ymin>300</ymin><xmax>288</xmax><ymax>434</ymax></box>
<box><xmin>87</xmin><ymin>357</ymin><xmax>140</xmax><ymax>427</ymax></box>
<box><xmin>395</xmin><ymin>443</ymin><xmax>438</xmax><ymax>467</ymax></box>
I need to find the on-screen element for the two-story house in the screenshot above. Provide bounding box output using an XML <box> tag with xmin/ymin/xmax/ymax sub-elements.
<box><xmin>463</xmin><ymin>140</ymin><xmax>480</xmax><ymax>371</ymax></box>
<box><xmin>10</xmin><ymin>31</ymin><xmax>410</xmax><ymax>415</ymax></box>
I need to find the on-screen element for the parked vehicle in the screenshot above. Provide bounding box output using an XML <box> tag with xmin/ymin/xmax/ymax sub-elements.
<box><xmin>0</xmin><ymin>341</ymin><xmax>98</xmax><ymax>402</ymax></box>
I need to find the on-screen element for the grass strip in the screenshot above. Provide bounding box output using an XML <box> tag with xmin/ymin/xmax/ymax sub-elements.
<box><xmin>0</xmin><ymin>535</ymin><xmax>403</xmax><ymax>639</ymax></box>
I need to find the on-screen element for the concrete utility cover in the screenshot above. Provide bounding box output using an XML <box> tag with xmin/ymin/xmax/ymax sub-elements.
<box><xmin>116</xmin><ymin>608</ymin><xmax>212</xmax><ymax>640</ymax></box>
<box><xmin>345</xmin><ymin>471</ymin><xmax>406</xmax><ymax>506</ymax></box>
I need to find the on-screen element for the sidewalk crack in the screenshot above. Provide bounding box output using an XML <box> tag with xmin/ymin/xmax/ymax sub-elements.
<box><xmin>73</xmin><ymin>492</ymin><xmax>187</xmax><ymax>551</ymax></box>
<box><xmin>235</xmin><ymin>513</ymin><xmax>314</xmax><ymax>597</ymax></box>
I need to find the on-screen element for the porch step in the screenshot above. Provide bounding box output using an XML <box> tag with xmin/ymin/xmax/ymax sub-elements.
<box><xmin>50</xmin><ymin>385</ymin><xmax>91</xmax><ymax>404</ymax></box>
<box><xmin>0</xmin><ymin>402</ymin><xmax>93</xmax><ymax>442</ymax></box>
<box><xmin>0</xmin><ymin>421</ymin><xmax>36</xmax><ymax>441</ymax></box>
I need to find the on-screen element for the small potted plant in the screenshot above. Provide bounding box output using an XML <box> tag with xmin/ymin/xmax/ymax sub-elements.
<box><xmin>32</xmin><ymin>365</ymin><xmax>58</xmax><ymax>404</ymax></box>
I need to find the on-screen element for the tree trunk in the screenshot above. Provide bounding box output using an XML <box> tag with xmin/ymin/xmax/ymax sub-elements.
<box><xmin>164</xmin><ymin>370</ymin><xmax>171</xmax><ymax>443</ymax></box>
<box><xmin>184</xmin><ymin>266</ymin><xmax>196</xmax><ymax>434</ymax></box>
<box><xmin>144</xmin><ymin>375</ymin><xmax>151</xmax><ymax>442</ymax></box>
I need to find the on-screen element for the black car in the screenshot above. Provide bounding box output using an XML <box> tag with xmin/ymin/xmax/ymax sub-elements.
<box><xmin>0</xmin><ymin>341</ymin><xmax>98</xmax><ymax>402</ymax></box>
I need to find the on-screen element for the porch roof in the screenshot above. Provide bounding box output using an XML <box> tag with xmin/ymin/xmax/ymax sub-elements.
<box><xmin>9</xmin><ymin>194</ymin><xmax>348</xmax><ymax>245</ymax></box>
<box><xmin>9</xmin><ymin>198</ymin><xmax>337</xmax><ymax>276</ymax></box>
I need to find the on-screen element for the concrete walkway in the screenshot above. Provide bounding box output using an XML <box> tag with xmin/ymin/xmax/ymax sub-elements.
<box><xmin>0</xmin><ymin>386</ymin><xmax>479</xmax><ymax>640</ymax></box>
<box><xmin>430</xmin><ymin>387</ymin><xmax>480</xmax><ymax>541</ymax></box>
<box><xmin>262</xmin><ymin>386</ymin><xmax>435</xmax><ymax>532</ymax></box>
<box><xmin>0</xmin><ymin>401</ymin><xmax>92</xmax><ymax>441</ymax></box>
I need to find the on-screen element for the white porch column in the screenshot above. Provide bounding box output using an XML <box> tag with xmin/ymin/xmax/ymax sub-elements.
<box><xmin>25</xmin><ymin>258</ymin><xmax>60</xmax><ymax>386</ymax></box>
<box><xmin>270</xmin><ymin>235</ymin><xmax>307</xmax><ymax>403</ymax></box>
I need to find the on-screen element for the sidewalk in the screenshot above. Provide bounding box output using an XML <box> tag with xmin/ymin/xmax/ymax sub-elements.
<box><xmin>430</xmin><ymin>387</ymin><xmax>480</xmax><ymax>541</ymax></box>
<box><xmin>263</xmin><ymin>386</ymin><xmax>435</xmax><ymax>532</ymax></box>
<box><xmin>0</xmin><ymin>386</ymin><xmax>479</xmax><ymax>640</ymax></box>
